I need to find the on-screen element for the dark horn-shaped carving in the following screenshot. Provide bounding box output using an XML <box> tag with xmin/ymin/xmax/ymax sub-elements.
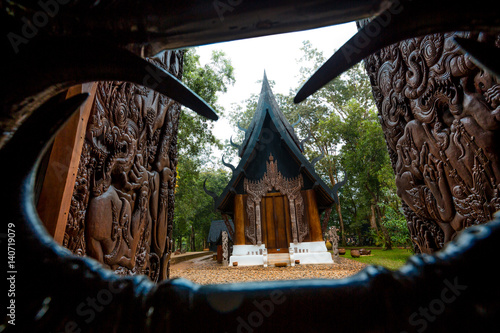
<box><xmin>294</xmin><ymin>0</ymin><xmax>500</xmax><ymax>103</ymax></box>
<box><xmin>230</xmin><ymin>136</ymin><xmax>241</xmax><ymax>150</ymax></box>
<box><xmin>237</xmin><ymin>122</ymin><xmax>248</xmax><ymax>134</ymax></box>
<box><xmin>203</xmin><ymin>178</ymin><xmax>219</xmax><ymax>200</ymax></box>
<box><xmin>300</xmin><ymin>132</ymin><xmax>313</xmax><ymax>150</ymax></box>
<box><xmin>292</xmin><ymin>115</ymin><xmax>301</xmax><ymax>127</ymax></box>
<box><xmin>330</xmin><ymin>174</ymin><xmax>347</xmax><ymax>204</ymax></box>
<box><xmin>453</xmin><ymin>37</ymin><xmax>500</xmax><ymax>78</ymax></box>
<box><xmin>3</xmin><ymin>38</ymin><xmax>217</xmax><ymax>145</ymax></box>
<box><xmin>311</xmin><ymin>153</ymin><xmax>324</xmax><ymax>167</ymax></box>
<box><xmin>221</xmin><ymin>156</ymin><xmax>236</xmax><ymax>173</ymax></box>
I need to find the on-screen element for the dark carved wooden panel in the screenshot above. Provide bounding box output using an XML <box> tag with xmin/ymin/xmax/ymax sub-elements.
<box><xmin>63</xmin><ymin>50</ymin><xmax>184</xmax><ymax>281</ymax></box>
<box><xmin>363</xmin><ymin>31</ymin><xmax>500</xmax><ymax>253</ymax></box>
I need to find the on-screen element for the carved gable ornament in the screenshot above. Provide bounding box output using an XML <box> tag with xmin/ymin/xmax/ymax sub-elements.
<box><xmin>244</xmin><ymin>154</ymin><xmax>306</xmax><ymax>245</ymax></box>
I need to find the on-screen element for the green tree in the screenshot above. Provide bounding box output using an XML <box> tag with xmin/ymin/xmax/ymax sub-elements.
<box><xmin>289</xmin><ymin>41</ymin><xmax>401</xmax><ymax>249</ymax></box>
<box><xmin>178</xmin><ymin>48</ymin><xmax>235</xmax><ymax>158</ymax></box>
<box><xmin>173</xmin><ymin>160</ymin><xmax>230</xmax><ymax>251</ymax></box>
<box><xmin>173</xmin><ymin>48</ymin><xmax>235</xmax><ymax>251</ymax></box>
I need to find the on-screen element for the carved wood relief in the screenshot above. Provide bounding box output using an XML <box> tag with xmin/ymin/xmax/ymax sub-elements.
<box><xmin>63</xmin><ymin>50</ymin><xmax>183</xmax><ymax>281</ymax></box>
<box><xmin>244</xmin><ymin>154</ymin><xmax>305</xmax><ymax>244</ymax></box>
<box><xmin>363</xmin><ymin>31</ymin><xmax>500</xmax><ymax>253</ymax></box>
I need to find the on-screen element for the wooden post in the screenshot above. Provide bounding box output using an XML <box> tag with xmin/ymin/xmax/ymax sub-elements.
<box><xmin>304</xmin><ymin>189</ymin><xmax>323</xmax><ymax>242</ymax></box>
<box><xmin>37</xmin><ymin>83</ymin><xmax>97</xmax><ymax>244</ymax></box>
<box><xmin>234</xmin><ymin>194</ymin><xmax>246</xmax><ymax>245</ymax></box>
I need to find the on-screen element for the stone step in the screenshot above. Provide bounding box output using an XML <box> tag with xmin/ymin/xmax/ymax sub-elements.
<box><xmin>267</xmin><ymin>253</ymin><xmax>291</xmax><ymax>266</ymax></box>
<box><xmin>268</xmin><ymin>253</ymin><xmax>290</xmax><ymax>257</ymax></box>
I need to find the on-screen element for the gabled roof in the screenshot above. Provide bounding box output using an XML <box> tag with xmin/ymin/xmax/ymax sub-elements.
<box><xmin>214</xmin><ymin>73</ymin><xmax>340</xmax><ymax>214</ymax></box>
<box><xmin>207</xmin><ymin>220</ymin><xmax>234</xmax><ymax>243</ymax></box>
<box><xmin>238</xmin><ymin>72</ymin><xmax>302</xmax><ymax>157</ymax></box>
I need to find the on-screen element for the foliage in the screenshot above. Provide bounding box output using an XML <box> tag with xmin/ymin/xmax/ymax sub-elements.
<box><xmin>173</xmin><ymin>159</ymin><xmax>230</xmax><ymax>251</ymax></box>
<box><xmin>173</xmin><ymin>48</ymin><xmax>234</xmax><ymax>251</ymax></box>
<box><xmin>373</xmin><ymin>205</ymin><xmax>413</xmax><ymax>250</ymax></box>
<box><xmin>290</xmin><ymin>41</ymin><xmax>404</xmax><ymax>249</ymax></box>
<box><xmin>178</xmin><ymin>48</ymin><xmax>235</xmax><ymax>159</ymax></box>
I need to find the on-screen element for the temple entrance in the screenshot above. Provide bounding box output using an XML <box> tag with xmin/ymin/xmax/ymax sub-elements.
<box><xmin>261</xmin><ymin>192</ymin><xmax>292</xmax><ymax>253</ymax></box>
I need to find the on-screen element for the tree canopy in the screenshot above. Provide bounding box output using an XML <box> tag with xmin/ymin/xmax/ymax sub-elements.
<box><xmin>173</xmin><ymin>49</ymin><xmax>234</xmax><ymax>251</ymax></box>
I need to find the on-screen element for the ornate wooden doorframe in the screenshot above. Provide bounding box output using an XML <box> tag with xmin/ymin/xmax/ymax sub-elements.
<box><xmin>244</xmin><ymin>154</ymin><xmax>305</xmax><ymax>245</ymax></box>
<box><xmin>262</xmin><ymin>192</ymin><xmax>292</xmax><ymax>252</ymax></box>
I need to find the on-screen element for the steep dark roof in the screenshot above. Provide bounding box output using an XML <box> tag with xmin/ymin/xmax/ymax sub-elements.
<box><xmin>207</xmin><ymin>220</ymin><xmax>234</xmax><ymax>243</ymax></box>
<box><xmin>214</xmin><ymin>73</ymin><xmax>339</xmax><ymax>214</ymax></box>
<box><xmin>238</xmin><ymin>72</ymin><xmax>302</xmax><ymax>157</ymax></box>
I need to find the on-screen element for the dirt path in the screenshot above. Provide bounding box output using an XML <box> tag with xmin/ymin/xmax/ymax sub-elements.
<box><xmin>170</xmin><ymin>256</ymin><xmax>367</xmax><ymax>285</ymax></box>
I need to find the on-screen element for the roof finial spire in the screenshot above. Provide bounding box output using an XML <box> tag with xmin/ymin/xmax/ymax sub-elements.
<box><xmin>261</xmin><ymin>70</ymin><xmax>271</xmax><ymax>94</ymax></box>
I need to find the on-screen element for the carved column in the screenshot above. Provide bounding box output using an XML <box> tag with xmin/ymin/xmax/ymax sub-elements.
<box><xmin>362</xmin><ymin>30</ymin><xmax>500</xmax><ymax>253</ymax></box>
<box><xmin>329</xmin><ymin>226</ymin><xmax>340</xmax><ymax>264</ymax></box>
<box><xmin>63</xmin><ymin>50</ymin><xmax>184</xmax><ymax>281</ymax></box>
<box><xmin>289</xmin><ymin>199</ymin><xmax>299</xmax><ymax>243</ymax></box>
<box><xmin>222</xmin><ymin>231</ymin><xmax>229</xmax><ymax>266</ymax></box>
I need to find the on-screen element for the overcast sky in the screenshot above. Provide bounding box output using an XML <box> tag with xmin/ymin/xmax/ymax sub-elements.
<box><xmin>191</xmin><ymin>22</ymin><xmax>357</xmax><ymax>164</ymax></box>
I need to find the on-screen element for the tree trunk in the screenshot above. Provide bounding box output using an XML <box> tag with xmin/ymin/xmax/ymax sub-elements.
<box><xmin>336</xmin><ymin>203</ymin><xmax>346</xmax><ymax>246</ymax></box>
<box><xmin>327</xmin><ymin>169</ymin><xmax>346</xmax><ymax>247</ymax></box>
<box><xmin>376</xmin><ymin>205</ymin><xmax>392</xmax><ymax>250</ymax></box>
<box><xmin>371</xmin><ymin>203</ymin><xmax>392</xmax><ymax>249</ymax></box>
<box><xmin>191</xmin><ymin>225</ymin><xmax>196</xmax><ymax>252</ymax></box>
<box><xmin>370</xmin><ymin>205</ymin><xmax>379</xmax><ymax>232</ymax></box>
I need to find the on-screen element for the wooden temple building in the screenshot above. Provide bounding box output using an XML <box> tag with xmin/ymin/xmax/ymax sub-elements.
<box><xmin>211</xmin><ymin>73</ymin><xmax>341</xmax><ymax>267</ymax></box>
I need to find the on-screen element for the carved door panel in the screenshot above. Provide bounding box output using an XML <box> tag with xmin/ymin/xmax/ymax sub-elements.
<box><xmin>262</xmin><ymin>193</ymin><xmax>291</xmax><ymax>253</ymax></box>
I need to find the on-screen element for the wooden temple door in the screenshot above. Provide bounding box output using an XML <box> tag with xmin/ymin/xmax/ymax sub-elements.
<box><xmin>261</xmin><ymin>193</ymin><xmax>292</xmax><ymax>253</ymax></box>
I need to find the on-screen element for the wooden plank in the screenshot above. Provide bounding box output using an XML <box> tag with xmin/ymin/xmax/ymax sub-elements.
<box><xmin>273</xmin><ymin>195</ymin><xmax>288</xmax><ymax>250</ymax></box>
<box><xmin>305</xmin><ymin>189</ymin><xmax>323</xmax><ymax>242</ymax></box>
<box><xmin>242</xmin><ymin>194</ymin><xmax>251</xmax><ymax>245</ymax></box>
<box><xmin>264</xmin><ymin>196</ymin><xmax>276</xmax><ymax>250</ymax></box>
<box><xmin>283</xmin><ymin>196</ymin><xmax>293</xmax><ymax>245</ymax></box>
<box><xmin>234</xmin><ymin>194</ymin><xmax>246</xmax><ymax>245</ymax></box>
<box><xmin>299</xmin><ymin>191</ymin><xmax>312</xmax><ymax>242</ymax></box>
<box><xmin>37</xmin><ymin>83</ymin><xmax>97</xmax><ymax>244</ymax></box>
<box><xmin>261</xmin><ymin>197</ymin><xmax>267</xmax><ymax>247</ymax></box>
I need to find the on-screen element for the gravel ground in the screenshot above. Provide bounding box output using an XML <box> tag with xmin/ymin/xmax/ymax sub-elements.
<box><xmin>170</xmin><ymin>255</ymin><xmax>367</xmax><ymax>285</ymax></box>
